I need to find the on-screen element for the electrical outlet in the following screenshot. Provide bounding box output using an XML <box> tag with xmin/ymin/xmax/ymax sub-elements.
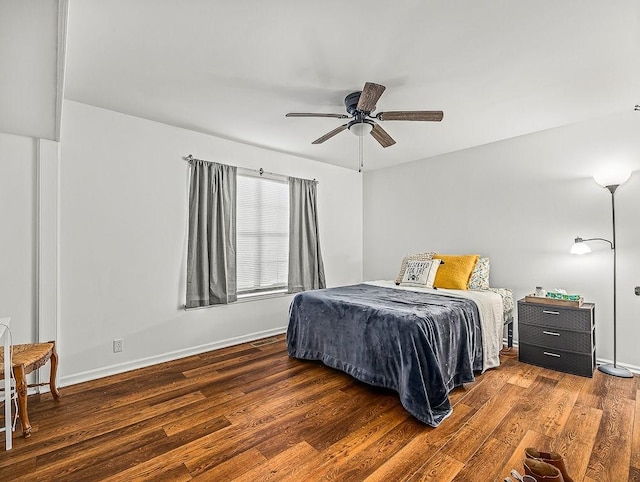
<box><xmin>113</xmin><ymin>339</ymin><xmax>123</xmax><ymax>353</ymax></box>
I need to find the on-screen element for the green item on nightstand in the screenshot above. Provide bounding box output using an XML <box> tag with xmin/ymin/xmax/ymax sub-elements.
<box><xmin>546</xmin><ymin>292</ymin><xmax>580</xmax><ymax>301</ymax></box>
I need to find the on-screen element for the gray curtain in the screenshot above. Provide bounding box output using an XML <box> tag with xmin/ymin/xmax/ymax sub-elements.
<box><xmin>186</xmin><ymin>160</ymin><xmax>237</xmax><ymax>307</ymax></box>
<box><xmin>288</xmin><ymin>177</ymin><xmax>326</xmax><ymax>293</ymax></box>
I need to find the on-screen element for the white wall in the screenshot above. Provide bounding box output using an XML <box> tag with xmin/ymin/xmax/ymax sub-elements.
<box><xmin>364</xmin><ymin>111</ymin><xmax>640</xmax><ymax>370</ymax></box>
<box><xmin>0</xmin><ymin>133</ymin><xmax>37</xmax><ymax>344</ymax></box>
<box><xmin>0</xmin><ymin>0</ymin><xmax>64</xmax><ymax>140</ymax></box>
<box><xmin>59</xmin><ymin>100</ymin><xmax>362</xmax><ymax>384</ymax></box>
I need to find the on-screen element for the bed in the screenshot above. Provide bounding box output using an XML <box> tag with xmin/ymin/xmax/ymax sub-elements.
<box><xmin>286</xmin><ymin>280</ymin><xmax>513</xmax><ymax>427</ymax></box>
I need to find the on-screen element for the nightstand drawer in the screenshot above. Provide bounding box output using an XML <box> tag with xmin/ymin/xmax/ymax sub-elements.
<box><xmin>518</xmin><ymin>323</ymin><xmax>593</xmax><ymax>353</ymax></box>
<box><xmin>518</xmin><ymin>302</ymin><xmax>593</xmax><ymax>331</ymax></box>
<box><xmin>519</xmin><ymin>343</ymin><xmax>595</xmax><ymax>377</ymax></box>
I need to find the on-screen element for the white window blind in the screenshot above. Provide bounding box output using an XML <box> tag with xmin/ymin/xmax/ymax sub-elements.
<box><xmin>236</xmin><ymin>173</ymin><xmax>289</xmax><ymax>295</ymax></box>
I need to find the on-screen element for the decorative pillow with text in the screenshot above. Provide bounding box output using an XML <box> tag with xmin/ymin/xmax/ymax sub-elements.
<box><xmin>400</xmin><ymin>259</ymin><xmax>441</xmax><ymax>288</ymax></box>
<box><xmin>395</xmin><ymin>252</ymin><xmax>435</xmax><ymax>285</ymax></box>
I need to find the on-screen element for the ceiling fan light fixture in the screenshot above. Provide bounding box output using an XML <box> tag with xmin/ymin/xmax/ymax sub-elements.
<box><xmin>349</xmin><ymin>121</ymin><xmax>373</xmax><ymax>137</ymax></box>
<box><xmin>287</xmin><ymin>81</ymin><xmax>442</xmax><ymax>147</ymax></box>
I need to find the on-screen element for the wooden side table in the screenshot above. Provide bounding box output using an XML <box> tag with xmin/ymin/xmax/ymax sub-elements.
<box><xmin>0</xmin><ymin>341</ymin><xmax>60</xmax><ymax>438</ymax></box>
<box><xmin>517</xmin><ymin>299</ymin><xmax>595</xmax><ymax>377</ymax></box>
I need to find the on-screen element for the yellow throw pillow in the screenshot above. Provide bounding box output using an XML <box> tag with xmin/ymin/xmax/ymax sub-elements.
<box><xmin>432</xmin><ymin>254</ymin><xmax>480</xmax><ymax>290</ymax></box>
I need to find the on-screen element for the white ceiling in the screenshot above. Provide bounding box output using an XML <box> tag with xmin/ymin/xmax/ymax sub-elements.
<box><xmin>64</xmin><ymin>0</ymin><xmax>640</xmax><ymax>171</ymax></box>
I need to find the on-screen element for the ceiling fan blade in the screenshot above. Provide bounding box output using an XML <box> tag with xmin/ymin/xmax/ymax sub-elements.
<box><xmin>356</xmin><ymin>82</ymin><xmax>386</xmax><ymax>112</ymax></box>
<box><xmin>286</xmin><ymin>113</ymin><xmax>349</xmax><ymax>119</ymax></box>
<box><xmin>312</xmin><ymin>124</ymin><xmax>348</xmax><ymax>144</ymax></box>
<box><xmin>377</xmin><ymin>111</ymin><xmax>444</xmax><ymax>122</ymax></box>
<box><xmin>370</xmin><ymin>123</ymin><xmax>396</xmax><ymax>148</ymax></box>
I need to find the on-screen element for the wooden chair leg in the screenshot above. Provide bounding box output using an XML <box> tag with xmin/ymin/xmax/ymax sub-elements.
<box><xmin>13</xmin><ymin>364</ymin><xmax>32</xmax><ymax>438</ymax></box>
<box><xmin>49</xmin><ymin>341</ymin><xmax>60</xmax><ymax>400</ymax></box>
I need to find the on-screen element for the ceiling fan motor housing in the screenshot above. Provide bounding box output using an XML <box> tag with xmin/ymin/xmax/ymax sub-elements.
<box><xmin>345</xmin><ymin>91</ymin><xmax>366</xmax><ymax>115</ymax></box>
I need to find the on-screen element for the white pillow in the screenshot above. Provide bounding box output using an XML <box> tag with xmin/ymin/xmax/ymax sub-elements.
<box><xmin>395</xmin><ymin>252</ymin><xmax>435</xmax><ymax>285</ymax></box>
<box><xmin>400</xmin><ymin>259</ymin><xmax>441</xmax><ymax>288</ymax></box>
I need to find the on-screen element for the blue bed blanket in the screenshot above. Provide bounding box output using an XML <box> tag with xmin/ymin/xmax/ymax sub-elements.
<box><xmin>286</xmin><ymin>283</ymin><xmax>484</xmax><ymax>426</ymax></box>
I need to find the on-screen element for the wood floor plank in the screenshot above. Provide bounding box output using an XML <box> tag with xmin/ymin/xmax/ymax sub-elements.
<box><xmin>184</xmin><ymin>388</ymin><xmax>364</xmax><ymax>477</ymax></box>
<box><xmin>492</xmin><ymin>375</ymin><xmax>558</xmax><ymax>447</ymax></box>
<box><xmin>420</xmin><ymin>403</ymin><xmax>475</xmax><ymax>449</ymax></box>
<box><xmin>632</xmin><ymin>389</ymin><xmax>640</xmax><ymax>468</ymax></box>
<box><xmin>24</xmin><ymin>429</ymin><xmax>172</xmax><ymax>482</ymax></box>
<box><xmin>182</xmin><ymin>347</ymin><xmax>286</xmax><ymax>379</ymax></box>
<box><xmin>315</xmin><ymin>415</ymin><xmax>425</xmax><ymax>481</ymax></box>
<box><xmin>231</xmin><ymin>441</ymin><xmax>319</xmax><ymax>482</ymax></box>
<box><xmin>362</xmin><ymin>405</ymin><xmax>474</xmax><ymax>482</ymax></box>
<box><xmin>498</xmin><ymin>429</ymin><xmax>553</xmax><ymax>481</ymax></box>
<box><xmin>553</xmin><ymin>403</ymin><xmax>603</xmax><ymax>481</ymax></box>
<box><xmin>528</xmin><ymin>372</ymin><xmax>586</xmax><ymax>438</ymax></box>
<box><xmin>407</xmin><ymin>451</ymin><xmax>463</xmax><ymax>482</ymax></box>
<box><xmin>63</xmin><ymin>416</ymin><xmax>230</xmax><ymax>482</ymax></box>
<box><xmin>161</xmin><ymin>389</ymin><xmax>245</xmax><ymax>436</ymax></box>
<box><xmin>252</xmin><ymin>391</ymin><xmax>370</xmax><ymax>460</ymax></box>
<box><xmin>164</xmin><ymin>364</ymin><xmax>338</xmax><ymax>439</ymax></box>
<box><xmin>99</xmin><ymin>427</ymin><xmax>234</xmax><ymax>481</ymax></box>
<box><xmin>576</xmin><ymin>369</ymin><xmax>636</xmax><ymax>409</ymax></box>
<box><xmin>0</xmin><ymin>337</ymin><xmax>637</xmax><ymax>481</ymax></box>
<box><xmin>454</xmin><ymin>357</ymin><xmax>522</xmax><ymax>409</ymax></box>
<box><xmin>288</xmin><ymin>404</ymin><xmax>408</xmax><ymax>480</ymax></box>
<box><xmin>586</xmin><ymin>396</ymin><xmax>635</xmax><ymax>482</ymax></box>
<box><xmin>507</xmin><ymin>362</ymin><xmax>544</xmax><ymax>388</ymax></box>
<box><xmin>7</xmin><ymin>401</ymin><xmax>229</xmax><ymax>481</ymax></box>
<box><xmin>224</xmin><ymin>366</ymin><xmax>354</xmax><ymax>426</ymax></box>
<box><xmin>629</xmin><ymin>466</ymin><xmax>640</xmax><ymax>481</ymax></box>
<box><xmin>191</xmin><ymin>447</ymin><xmax>266</xmax><ymax>481</ymax></box>
<box><xmin>445</xmin><ymin>436</ymin><xmax>513</xmax><ymax>482</ymax></box>
<box><xmin>301</xmin><ymin>389</ymin><xmax>402</xmax><ymax>451</ymax></box>
<box><xmin>57</xmin><ymin>352</ymin><xmax>209</xmax><ymax>398</ymax></box>
<box><xmin>556</xmin><ymin>403</ymin><xmax>603</xmax><ymax>446</ymax></box>
<box><xmin>146</xmin><ymin>462</ymin><xmax>193</xmax><ymax>482</ymax></box>
<box><xmin>0</xmin><ymin>391</ymin><xmax>206</xmax><ymax>472</ymax></box>
<box><xmin>440</xmin><ymin>382</ymin><xmax>523</xmax><ymax>462</ymax></box>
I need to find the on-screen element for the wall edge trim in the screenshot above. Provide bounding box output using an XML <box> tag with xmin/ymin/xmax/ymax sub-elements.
<box><xmin>59</xmin><ymin>326</ymin><xmax>287</xmax><ymax>387</ymax></box>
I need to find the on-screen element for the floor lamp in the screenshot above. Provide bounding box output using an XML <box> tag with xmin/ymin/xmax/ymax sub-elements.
<box><xmin>571</xmin><ymin>171</ymin><xmax>632</xmax><ymax>378</ymax></box>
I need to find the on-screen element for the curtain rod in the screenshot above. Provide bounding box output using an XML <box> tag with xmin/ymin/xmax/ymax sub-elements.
<box><xmin>183</xmin><ymin>154</ymin><xmax>317</xmax><ymax>184</ymax></box>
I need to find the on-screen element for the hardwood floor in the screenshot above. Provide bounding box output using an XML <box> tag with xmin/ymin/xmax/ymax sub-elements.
<box><xmin>0</xmin><ymin>337</ymin><xmax>638</xmax><ymax>481</ymax></box>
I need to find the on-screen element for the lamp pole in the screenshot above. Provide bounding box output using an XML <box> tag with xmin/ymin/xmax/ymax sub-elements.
<box><xmin>598</xmin><ymin>184</ymin><xmax>632</xmax><ymax>378</ymax></box>
<box><xmin>610</xmin><ymin>185</ymin><xmax>618</xmax><ymax>367</ymax></box>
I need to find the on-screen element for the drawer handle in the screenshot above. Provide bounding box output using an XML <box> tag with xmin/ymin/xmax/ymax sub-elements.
<box><xmin>542</xmin><ymin>310</ymin><xmax>560</xmax><ymax>315</ymax></box>
<box><xmin>543</xmin><ymin>351</ymin><xmax>561</xmax><ymax>358</ymax></box>
<box><xmin>543</xmin><ymin>331</ymin><xmax>560</xmax><ymax>336</ymax></box>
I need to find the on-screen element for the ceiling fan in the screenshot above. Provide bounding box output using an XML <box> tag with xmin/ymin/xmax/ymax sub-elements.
<box><xmin>286</xmin><ymin>82</ymin><xmax>443</xmax><ymax>148</ymax></box>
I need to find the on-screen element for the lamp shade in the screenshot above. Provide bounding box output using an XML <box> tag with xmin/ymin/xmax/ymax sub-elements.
<box><xmin>593</xmin><ymin>170</ymin><xmax>631</xmax><ymax>188</ymax></box>
<box><xmin>570</xmin><ymin>238</ymin><xmax>591</xmax><ymax>255</ymax></box>
<box><xmin>349</xmin><ymin>122</ymin><xmax>373</xmax><ymax>137</ymax></box>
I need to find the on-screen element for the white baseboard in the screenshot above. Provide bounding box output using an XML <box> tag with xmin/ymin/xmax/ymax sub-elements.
<box><xmin>58</xmin><ymin>332</ymin><xmax>640</xmax><ymax>388</ymax></box>
<box><xmin>59</xmin><ymin>326</ymin><xmax>288</xmax><ymax>387</ymax></box>
<box><xmin>594</xmin><ymin>357</ymin><xmax>640</xmax><ymax>375</ymax></box>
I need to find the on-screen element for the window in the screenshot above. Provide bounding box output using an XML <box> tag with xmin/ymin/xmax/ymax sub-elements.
<box><xmin>236</xmin><ymin>173</ymin><xmax>289</xmax><ymax>296</ymax></box>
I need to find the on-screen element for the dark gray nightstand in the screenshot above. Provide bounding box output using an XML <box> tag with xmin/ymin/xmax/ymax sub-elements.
<box><xmin>517</xmin><ymin>299</ymin><xmax>595</xmax><ymax>377</ymax></box>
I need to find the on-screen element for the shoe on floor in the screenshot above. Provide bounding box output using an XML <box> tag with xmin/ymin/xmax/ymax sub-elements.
<box><xmin>523</xmin><ymin>458</ymin><xmax>564</xmax><ymax>482</ymax></box>
<box><xmin>525</xmin><ymin>447</ymin><xmax>573</xmax><ymax>482</ymax></box>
